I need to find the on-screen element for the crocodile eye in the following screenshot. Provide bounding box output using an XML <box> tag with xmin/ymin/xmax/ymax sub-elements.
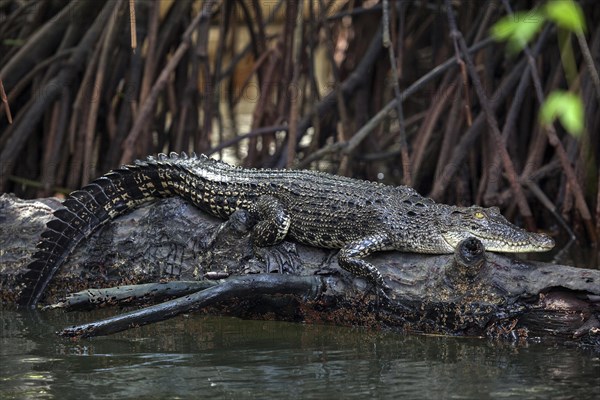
<box><xmin>474</xmin><ymin>211</ymin><xmax>485</xmax><ymax>219</ymax></box>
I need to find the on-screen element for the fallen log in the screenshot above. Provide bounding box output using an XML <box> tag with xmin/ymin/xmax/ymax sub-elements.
<box><xmin>0</xmin><ymin>193</ymin><xmax>598</xmax><ymax>348</ymax></box>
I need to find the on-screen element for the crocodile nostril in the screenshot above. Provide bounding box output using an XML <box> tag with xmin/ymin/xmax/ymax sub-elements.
<box><xmin>534</xmin><ymin>233</ymin><xmax>555</xmax><ymax>249</ymax></box>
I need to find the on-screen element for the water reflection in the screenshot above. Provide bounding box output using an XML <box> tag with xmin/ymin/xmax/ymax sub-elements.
<box><xmin>1</xmin><ymin>308</ymin><xmax>598</xmax><ymax>399</ymax></box>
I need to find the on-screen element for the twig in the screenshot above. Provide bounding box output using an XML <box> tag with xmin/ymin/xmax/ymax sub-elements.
<box><xmin>83</xmin><ymin>0</ymin><xmax>123</xmax><ymax>185</ymax></box>
<box><xmin>445</xmin><ymin>0</ymin><xmax>534</xmax><ymax>228</ymax></box>
<box><xmin>295</xmin><ymin>24</ymin><xmax>384</xmax><ymax>143</ymax></box>
<box><xmin>197</xmin><ymin>2</ymin><xmax>216</xmax><ymax>154</ymax></box>
<box><xmin>230</xmin><ymin>48</ymin><xmax>274</xmax><ymax>107</ymax></box>
<box><xmin>211</xmin><ymin>1</ymin><xmax>231</xmax><ymax>158</ymax></box>
<box><xmin>0</xmin><ymin>2</ymin><xmax>114</xmax><ymax>192</ymax></box>
<box><xmin>523</xmin><ymin>179</ymin><xmax>575</xmax><ymax>241</ymax></box>
<box><xmin>297</xmin><ymin>37</ymin><xmax>494</xmax><ymax>169</ymax></box>
<box><xmin>208</xmin><ymin>125</ymin><xmax>289</xmax><ymax>155</ymax></box>
<box><xmin>383</xmin><ymin>0</ymin><xmax>411</xmax><ymax>185</ymax></box>
<box><xmin>67</xmin><ymin>22</ymin><xmax>107</xmax><ymax>188</ymax></box>
<box><xmin>452</xmin><ymin>30</ymin><xmax>472</xmax><ymax>127</ymax></box>
<box><xmin>344</xmin><ymin>37</ymin><xmax>494</xmax><ymax>155</ymax></box>
<box><xmin>247</xmin><ymin>48</ymin><xmax>281</xmax><ymax>165</ymax></box>
<box><xmin>0</xmin><ymin>1</ymin><xmax>90</xmax><ymax>89</ymax></box>
<box><xmin>250</xmin><ymin>0</ymin><xmax>267</xmax><ymax>58</ymax></box>
<box><xmin>40</xmin><ymin>89</ymin><xmax>70</xmax><ymax>196</ymax></box>
<box><xmin>139</xmin><ymin>1</ymin><xmax>159</xmax><ymax>103</ymax></box>
<box><xmin>484</xmin><ymin>26</ymin><xmax>550</xmax><ymax>205</ymax></box>
<box><xmin>60</xmin><ymin>274</ymin><xmax>321</xmax><ymax>338</ymax></box>
<box><xmin>129</xmin><ymin>0</ymin><xmax>137</xmax><ymax>52</ymax></box>
<box><xmin>318</xmin><ymin>0</ymin><xmax>352</xmax><ymax>139</ymax></box>
<box><xmin>501</xmin><ymin>0</ymin><xmax>597</xmax><ymax>244</ymax></box>
<box><xmin>0</xmin><ymin>78</ymin><xmax>12</xmax><ymax>124</ymax></box>
<box><xmin>410</xmin><ymin>82</ymin><xmax>456</xmax><ymax>180</ymax></box>
<box><xmin>5</xmin><ymin>49</ymin><xmax>75</xmax><ymax>105</ymax></box>
<box><xmin>326</xmin><ymin>3</ymin><xmax>382</xmax><ymax>21</ymax></box>
<box><xmin>597</xmin><ymin>172</ymin><xmax>600</xmax><ymax>256</ymax></box>
<box><xmin>48</xmin><ymin>281</ymin><xmax>218</xmax><ymax>311</ymax></box>
<box><xmin>7</xmin><ymin>175</ymin><xmax>70</xmax><ymax>194</ymax></box>
<box><xmin>434</xmin><ymin>86</ymin><xmax>463</xmax><ymax>182</ymax></box>
<box><xmin>287</xmin><ymin>0</ymin><xmax>304</xmax><ymax>168</ymax></box>
<box><xmin>120</xmin><ymin>1</ymin><xmax>217</xmax><ymax>164</ymax></box>
<box><xmin>575</xmin><ymin>31</ymin><xmax>600</xmax><ymax>102</ymax></box>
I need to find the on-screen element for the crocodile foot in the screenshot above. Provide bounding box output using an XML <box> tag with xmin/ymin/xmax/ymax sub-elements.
<box><xmin>252</xmin><ymin>242</ymin><xmax>302</xmax><ymax>275</ymax></box>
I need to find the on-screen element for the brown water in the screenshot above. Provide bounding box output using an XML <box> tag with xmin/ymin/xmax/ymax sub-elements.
<box><xmin>1</xmin><ymin>308</ymin><xmax>599</xmax><ymax>399</ymax></box>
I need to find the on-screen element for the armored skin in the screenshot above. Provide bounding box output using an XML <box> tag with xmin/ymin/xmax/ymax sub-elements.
<box><xmin>17</xmin><ymin>152</ymin><xmax>555</xmax><ymax>307</ymax></box>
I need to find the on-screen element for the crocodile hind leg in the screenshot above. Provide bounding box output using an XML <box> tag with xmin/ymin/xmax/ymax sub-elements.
<box><xmin>338</xmin><ymin>233</ymin><xmax>393</xmax><ymax>295</ymax></box>
<box><xmin>206</xmin><ymin>195</ymin><xmax>293</xmax><ymax>273</ymax></box>
<box><xmin>206</xmin><ymin>195</ymin><xmax>290</xmax><ymax>246</ymax></box>
<box><xmin>246</xmin><ymin>195</ymin><xmax>291</xmax><ymax>246</ymax></box>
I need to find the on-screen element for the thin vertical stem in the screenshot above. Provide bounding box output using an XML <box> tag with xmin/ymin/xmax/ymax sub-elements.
<box><xmin>383</xmin><ymin>0</ymin><xmax>411</xmax><ymax>185</ymax></box>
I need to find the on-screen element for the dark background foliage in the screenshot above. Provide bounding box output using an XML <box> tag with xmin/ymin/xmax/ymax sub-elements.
<box><xmin>0</xmin><ymin>0</ymin><xmax>598</xmax><ymax>260</ymax></box>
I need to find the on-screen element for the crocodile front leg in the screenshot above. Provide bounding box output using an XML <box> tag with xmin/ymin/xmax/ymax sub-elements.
<box><xmin>338</xmin><ymin>233</ymin><xmax>393</xmax><ymax>292</ymax></box>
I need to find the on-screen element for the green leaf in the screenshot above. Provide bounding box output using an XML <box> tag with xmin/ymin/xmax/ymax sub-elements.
<box><xmin>2</xmin><ymin>38</ymin><xmax>25</xmax><ymax>46</ymax></box>
<box><xmin>491</xmin><ymin>10</ymin><xmax>545</xmax><ymax>54</ymax></box>
<box><xmin>540</xmin><ymin>91</ymin><xmax>584</xmax><ymax>137</ymax></box>
<box><xmin>544</xmin><ymin>0</ymin><xmax>586</xmax><ymax>34</ymax></box>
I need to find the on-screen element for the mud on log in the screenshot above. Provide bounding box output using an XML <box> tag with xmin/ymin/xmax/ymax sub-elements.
<box><xmin>0</xmin><ymin>193</ymin><xmax>598</xmax><ymax>347</ymax></box>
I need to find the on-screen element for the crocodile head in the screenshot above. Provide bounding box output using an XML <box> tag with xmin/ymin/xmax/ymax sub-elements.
<box><xmin>439</xmin><ymin>206</ymin><xmax>555</xmax><ymax>253</ymax></box>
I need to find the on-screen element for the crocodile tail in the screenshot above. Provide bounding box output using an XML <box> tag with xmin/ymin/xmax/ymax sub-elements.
<box><xmin>17</xmin><ymin>154</ymin><xmax>182</xmax><ymax>308</ymax></box>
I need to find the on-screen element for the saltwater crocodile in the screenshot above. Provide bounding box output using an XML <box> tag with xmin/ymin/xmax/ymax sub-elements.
<box><xmin>17</xmin><ymin>152</ymin><xmax>554</xmax><ymax>307</ymax></box>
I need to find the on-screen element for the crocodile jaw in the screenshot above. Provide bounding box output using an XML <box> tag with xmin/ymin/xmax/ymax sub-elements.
<box><xmin>479</xmin><ymin>232</ymin><xmax>554</xmax><ymax>253</ymax></box>
<box><xmin>439</xmin><ymin>206</ymin><xmax>555</xmax><ymax>253</ymax></box>
<box><xmin>442</xmin><ymin>230</ymin><xmax>555</xmax><ymax>253</ymax></box>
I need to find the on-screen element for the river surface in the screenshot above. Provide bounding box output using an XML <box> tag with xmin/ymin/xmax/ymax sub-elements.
<box><xmin>1</xmin><ymin>308</ymin><xmax>598</xmax><ymax>399</ymax></box>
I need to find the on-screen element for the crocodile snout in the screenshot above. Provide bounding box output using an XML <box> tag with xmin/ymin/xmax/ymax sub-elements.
<box><xmin>532</xmin><ymin>232</ymin><xmax>555</xmax><ymax>250</ymax></box>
